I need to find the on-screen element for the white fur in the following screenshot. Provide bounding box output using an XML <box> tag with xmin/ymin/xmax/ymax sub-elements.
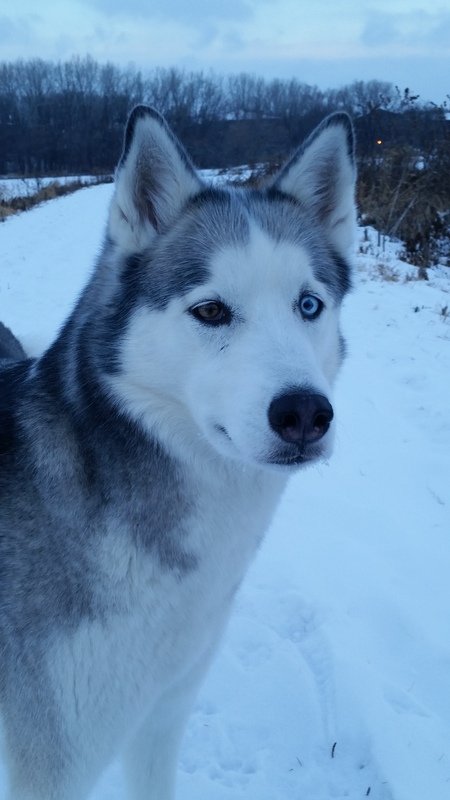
<box><xmin>45</xmin><ymin>461</ymin><xmax>285</xmax><ymax>800</ymax></box>
<box><xmin>107</xmin><ymin>222</ymin><xmax>341</xmax><ymax>469</ymax></box>
<box><xmin>55</xmin><ymin>222</ymin><xmax>343</xmax><ymax>798</ymax></box>
<box><xmin>1</xmin><ymin>109</ymin><xmax>355</xmax><ymax>800</ymax></box>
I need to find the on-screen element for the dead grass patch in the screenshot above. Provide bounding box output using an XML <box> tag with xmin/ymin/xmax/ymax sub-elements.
<box><xmin>0</xmin><ymin>176</ymin><xmax>112</xmax><ymax>222</ymax></box>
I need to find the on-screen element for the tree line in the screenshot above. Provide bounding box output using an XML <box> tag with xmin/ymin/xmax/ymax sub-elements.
<box><xmin>0</xmin><ymin>57</ymin><xmax>449</xmax><ymax>268</ymax></box>
<box><xmin>0</xmin><ymin>56</ymin><xmax>448</xmax><ymax>174</ymax></box>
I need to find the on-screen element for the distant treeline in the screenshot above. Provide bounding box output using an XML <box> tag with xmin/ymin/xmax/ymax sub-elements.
<box><xmin>0</xmin><ymin>57</ymin><xmax>448</xmax><ymax>174</ymax></box>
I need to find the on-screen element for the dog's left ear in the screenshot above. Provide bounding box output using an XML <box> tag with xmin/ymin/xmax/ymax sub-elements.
<box><xmin>272</xmin><ymin>113</ymin><xmax>356</xmax><ymax>255</ymax></box>
<box><xmin>108</xmin><ymin>105</ymin><xmax>202</xmax><ymax>251</ymax></box>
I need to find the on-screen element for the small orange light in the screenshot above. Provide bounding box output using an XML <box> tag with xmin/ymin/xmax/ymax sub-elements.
<box><xmin>376</xmin><ymin>139</ymin><xmax>383</xmax><ymax>145</ymax></box>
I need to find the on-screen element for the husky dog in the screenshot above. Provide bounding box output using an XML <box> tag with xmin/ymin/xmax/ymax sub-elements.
<box><xmin>0</xmin><ymin>107</ymin><xmax>356</xmax><ymax>799</ymax></box>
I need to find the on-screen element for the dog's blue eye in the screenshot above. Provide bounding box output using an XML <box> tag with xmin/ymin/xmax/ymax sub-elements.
<box><xmin>299</xmin><ymin>294</ymin><xmax>323</xmax><ymax>320</ymax></box>
<box><xmin>190</xmin><ymin>301</ymin><xmax>231</xmax><ymax>326</ymax></box>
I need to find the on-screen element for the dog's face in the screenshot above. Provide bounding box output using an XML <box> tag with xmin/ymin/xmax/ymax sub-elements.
<box><xmin>106</xmin><ymin>107</ymin><xmax>356</xmax><ymax>470</ymax></box>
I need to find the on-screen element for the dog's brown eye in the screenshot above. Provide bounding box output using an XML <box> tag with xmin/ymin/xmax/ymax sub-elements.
<box><xmin>190</xmin><ymin>301</ymin><xmax>231</xmax><ymax>326</ymax></box>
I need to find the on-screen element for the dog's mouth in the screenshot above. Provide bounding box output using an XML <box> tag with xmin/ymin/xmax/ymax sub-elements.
<box><xmin>213</xmin><ymin>423</ymin><xmax>326</xmax><ymax>469</ymax></box>
<box><xmin>266</xmin><ymin>445</ymin><xmax>324</xmax><ymax>468</ymax></box>
<box><xmin>269</xmin><ymin>453</ymin><xmax>312</xmax><ymax>466</ymax></box>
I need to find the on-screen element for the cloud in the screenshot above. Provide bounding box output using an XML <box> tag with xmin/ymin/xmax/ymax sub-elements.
<box><xmin>81</xmin><ymin>0</ymin><xmax>253</xmax><ymax>26</ymax></box>
<box><xmin>0</xmin><ymin>14</ymin><xmax>39</xmax><ymax>46</ymax></box>
<box><xmin>361</xmin><ymin>9</ymin><xmax>450</xmax><ymax>50</ymax></box>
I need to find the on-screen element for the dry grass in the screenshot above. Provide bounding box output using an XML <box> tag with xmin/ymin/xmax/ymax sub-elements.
<box><xmin>375</xmin><ymin>262</ymin><xmax>401</xmax><ymax>282</ymax></box>
<box><xmin>0</xmin><ymin>176</ymin><xmax>112</xmax><ymax>222</ymax></box>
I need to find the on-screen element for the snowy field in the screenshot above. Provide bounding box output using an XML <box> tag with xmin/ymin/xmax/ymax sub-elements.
<box><xmin>1</xmin><ymin>184</ymin><xmax>450</xmax><ymax>799</ymax></box>
<box><xmin>0</xmin><ymin>166</ymin><xmax>251</xmax><ymax>203</ymax></box>
<box><xmin>0</xmin><ymin>175</ymin><xmax>103</xmax><ymax>200</ymax></box>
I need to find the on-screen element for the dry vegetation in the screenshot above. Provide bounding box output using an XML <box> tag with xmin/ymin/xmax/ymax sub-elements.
<box><xmin>0</xmin><ymin>176</ymin><xmax>112</xmax><ymax>221</ymax></box>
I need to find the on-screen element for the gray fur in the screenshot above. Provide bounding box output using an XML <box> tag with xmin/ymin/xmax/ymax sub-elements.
<box><xmin>0</xmin><ymin>354</ymin><xmax>196</xmax><ymax>792</ymax></box>
<box><xmin>0</xmin><ymin>321</ymin><xmax>26</xmax><ymax>364</ymax></box>
<box><xmin>142</xmin><ymin>188</ymin><xmax>251</xmax><ymax>309</ymax></box>
<box><xmin>241</xmin><ymin>190</ymin><xmax>352</xmax><ymax>300</ymax></box>
<box><xmin>0</xmin><ymin>106</ymin><xmax>356</xmax><ymax>800</ymax></box>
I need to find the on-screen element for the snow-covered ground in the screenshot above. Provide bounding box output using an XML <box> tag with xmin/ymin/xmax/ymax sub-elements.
<box><xmin>0</xmin><ymin>166</ymin><xmax>252</xmax><ymax>203</ymax></box>
<box><xmin>200</xmin><ymin>165</ymin><xmax>256</xmax><ymax>184</ymax></box>
<box><xmin>0</xmin><ymin>184</ymin><xmax>449</xmax><ymax>800</ymax></box>
<box><xmin>0</xmin><ymin>175</ymin><xmax>104</xmax><ymax>201</ymax></box>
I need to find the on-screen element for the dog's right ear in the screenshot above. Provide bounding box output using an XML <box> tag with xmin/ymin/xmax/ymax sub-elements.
<box><xmin>108</xmin><ymin>105</ymin><xmax>202</xmax><ymax>251</ymax></box>
<box><xmin>271</xmin><ymin>113</ymin><xmax>356</xmax><ymax>256</ymax></box>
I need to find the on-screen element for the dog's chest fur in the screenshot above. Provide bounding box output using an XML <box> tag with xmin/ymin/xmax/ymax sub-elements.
<box><xmin>48</xmin><ymin>460</ymin><xmax>285</xmax><ymax>739</ymax></box>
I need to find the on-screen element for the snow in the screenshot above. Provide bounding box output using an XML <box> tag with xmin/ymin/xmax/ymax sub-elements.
<box><xmin>0</xmin><ymin>166</ymin><xmax>252</xmax><ymax>203</ymax></box>
<box><xmin>0</xmin><ymin>175</ymin><xmax>104</xmax><ymax>201</ymax></box>
<box><xmin>1</xmin><ymin>185</ymin><xmax>450</xmax><ymax>799</ymax></box>
<box><xmin>199</xmin><ymin>166</ymin><xmax>256</xmax><ymax>185</ymax></box>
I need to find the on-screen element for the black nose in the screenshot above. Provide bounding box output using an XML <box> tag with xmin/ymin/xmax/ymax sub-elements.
<box><xmin>268</xmin><ymin>392</ymin><xmax>334</xmax><ymax>445</ymax></box>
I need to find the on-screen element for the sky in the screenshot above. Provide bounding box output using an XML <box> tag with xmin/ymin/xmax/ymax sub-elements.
<box><xmin>1</xmin><ymin>0</ymin><xmax>449</xmax><ymax>105</ymax></box>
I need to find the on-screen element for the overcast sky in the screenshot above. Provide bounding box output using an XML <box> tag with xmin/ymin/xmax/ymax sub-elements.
<box><xmin>2</xmin><ymin>0</ymin><xmax>449</xmax><ymax>104</ymax></box>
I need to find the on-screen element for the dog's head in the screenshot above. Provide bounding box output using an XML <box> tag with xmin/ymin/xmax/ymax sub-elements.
<box><xmin>105</xmin><ymin>106</ymin><xmax>356</xmax><ymax>471</ymax></box>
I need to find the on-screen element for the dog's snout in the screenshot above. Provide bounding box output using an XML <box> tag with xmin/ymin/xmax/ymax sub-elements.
<box><xmin>268</xmin><ymin>392</ymin><xmax>333</xmax><ymax>445</ymax></box>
